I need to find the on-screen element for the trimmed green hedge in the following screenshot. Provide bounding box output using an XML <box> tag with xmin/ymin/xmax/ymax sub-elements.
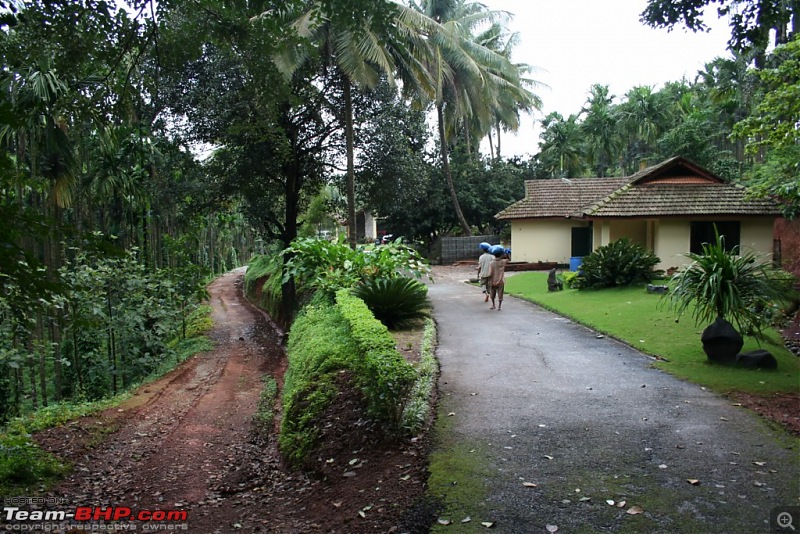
<box><xmin>279</xmin><ymin>299</ymin><xmax>355</xmax><ymax>466</ymax></box>
<box><xmin>279</xmin><ymin>291</ymin><xmax>417</xmax><ymax>466</ymax></box>
<box><xmin>335</xmin><ymin>289</ymin><xmax>416</xmax><ymax>427</ymax></box>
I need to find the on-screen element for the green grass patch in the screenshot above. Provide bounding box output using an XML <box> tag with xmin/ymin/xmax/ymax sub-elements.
<box><xmin>253</xmin><ymin>375</ymin><xmax>279</xmax><ymax>436</ymax></box>
<box><xmin>0</xmin><ymin>422</ymin><xmax>70</xmax><ymax>496</ymax></box>
<box><xmin>505</xmin><ymin>272</ymin><xmax>800</xmax><ymax>395</ymax></box>
<box><xmin>427</xmin><ymin>401</ymin><xmax>494</xmax><ymax>532</ymax></box>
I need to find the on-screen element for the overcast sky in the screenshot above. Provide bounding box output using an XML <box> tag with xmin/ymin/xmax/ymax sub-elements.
<box><xmin>476</xmin><ymin>0</ymin><xmax>733</xmax><ymax>158</ymax></box>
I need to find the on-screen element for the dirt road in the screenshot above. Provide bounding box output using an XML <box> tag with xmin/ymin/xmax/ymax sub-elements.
<box><xmin>36</xmin><ymin>269</ymin><xmax>292</xmax><ymax>531</ymax></box>
<box><xmin>32</xmin><ymin>269</ymin><xmax>429</xmax><ymax>533</ymax></box>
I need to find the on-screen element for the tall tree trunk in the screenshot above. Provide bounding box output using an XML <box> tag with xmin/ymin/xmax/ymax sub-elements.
<box><xmin>107</xmin><ymin>288</ymin><xmax>117</xmax><ymax>395</ymax></box>
<box><xmin>487</xmin><ymin>130</ymin><xmax>495</xmax><ymax>160</ymax></box>
<box><xmin>71</xmin><ymin>323</ymin><xmax>84</xmax><ymax>393</ymax></box>
<box><xmin>437</xmin><ymin>104</ymin><xmax>471</xmax><ymax>236</ymax></box>
<box><xmin>28</xmin><ymin>351</ymin><xmax>38</xmax><ymax>410</ymax></box>
<box><xmin>39</xmin><ymin>346</ymin><xmax>48</xmax><ymax>407</ymax></box>
<box><xmin>495</xmin><ymin>121</ymin><xmax>502</xmax><ymax>159</ymax></box>
<box><xmin>15</xmin><ymin>367</ymin><xmax>23</xmax><ymax>416</ymax></box>
<box><xmin>35</xmin><ymin>314</ymin><xmax>48</xmax><ymax>407</ymax></box>
<box><xmin>51</xmin><ymin>318</ymin><xmax>61</xmax><ymax>401</ymax></box>
<box><xmin>344</xmin><ymin>77</ymin><xmax>358</xmax><ymax>249</ymax></box>
<box><xmin>142</xmin><ymin>205</ymin><xmax>149</xmax><ymax>272</ymax></box>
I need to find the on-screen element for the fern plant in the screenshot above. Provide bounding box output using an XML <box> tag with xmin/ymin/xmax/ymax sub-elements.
<box><xmin>351</xmin><ymin>277</ymin><xmax>430</xmax><ymax>329</ymax></box>
<box><xmin>577</xmin><ymin>238</ymin><xmax>661</xmax><ymax>289</ymax></box>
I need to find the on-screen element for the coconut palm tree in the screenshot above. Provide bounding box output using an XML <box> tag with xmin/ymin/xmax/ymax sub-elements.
<box><xmin>475</xmin><ymin>27</ymin><xmax>543</xmax><ymax>161</ymax></box>
<box><xmin>411</xmin><ymin>0</ymin><xmax>529</xmax><ymax>235</ymax></box>
<box><xmin>273</xmin><ymin>2</ymin><xmax>434</xmax><ymax>248</ymax></box>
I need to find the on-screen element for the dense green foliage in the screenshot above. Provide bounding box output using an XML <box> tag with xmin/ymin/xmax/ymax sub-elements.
<box><xmin>733</xmin><ymin>38</ymin><xmax>800</xmax><ymax>218</ymax></box>
<box><xmin>282</xmin><ymin>237</ymin><xmax>431</xmax><ymax>299</ymax></box>
<box><xmin>667</xmin><ymin>232</ymin><xmax>797</xmax><ymax>337</ymax></box>
<box><xmin>505</xmin><ymin>271</ymin><xmax>800</xmax><ymax>394</ymax></box>
<box><xmin>0</xmin><ymin>245</ymin><xmax>211</xmax><ymax>422</ymax></box>
<box><xmin>576</xmin><ymin>238</ymin><xmax>662</xmax><ymax>289</ymax></box>
<box><xmin>351</xmin><ymin>276</ymin><xmax>430</xmax><ymax>329</ymax></box>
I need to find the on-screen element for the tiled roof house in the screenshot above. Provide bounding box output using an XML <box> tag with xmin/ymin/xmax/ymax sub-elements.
<box><xmin>496</xmin><ymin>157</ymin><xmax>782</xmax><ymax>270</ymax></box>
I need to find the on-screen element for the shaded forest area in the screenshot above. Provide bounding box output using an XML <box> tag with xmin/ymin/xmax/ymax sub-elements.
<box><xmin>1</xmin><ymin>0</ymin><xmax>798</xmax><ymax>423</ymax></box>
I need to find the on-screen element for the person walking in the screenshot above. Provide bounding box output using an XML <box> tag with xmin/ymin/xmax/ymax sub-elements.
<box><xmin>477</xmin><ymin>244</ymin><xmax>494</xmax><ymax>302</ymax></box>
<box><xmin>488</xmin><ymin>249</ymin><xmax>509</xmax><ymax>310</ymax></box>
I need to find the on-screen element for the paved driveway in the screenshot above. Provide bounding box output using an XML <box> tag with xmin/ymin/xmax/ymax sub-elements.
<box><xmin>427</xmin><ymin>267</ymin><xmax>799</xmax><ymax>533</ymax></box>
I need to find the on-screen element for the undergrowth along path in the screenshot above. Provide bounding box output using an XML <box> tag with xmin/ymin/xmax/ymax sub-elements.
<box><xmin>33</xmin><ymin>269</ymin><xmax>430</xmax><ymax>533</ymax></box>
<box><xmin>37</xmin><ymin>269</ymin><xmax>293</xmax><ymax>532</ymax></box>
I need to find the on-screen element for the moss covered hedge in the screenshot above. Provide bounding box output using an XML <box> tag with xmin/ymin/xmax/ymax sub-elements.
<box><xmin>279</xmin><ymin>291</ymin><xmax>416</xmax><ymax>466</ymax></box>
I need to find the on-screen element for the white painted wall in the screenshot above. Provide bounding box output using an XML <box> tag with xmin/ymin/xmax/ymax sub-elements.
<box><xmin>740</xmin><ymin>218</ymin><xmax>775</xmax><ymax>257</ymax></box>
<box><xmin>509</xmin><ymin>219</ymin><xmax>576</xmax><ymax>263</ymax></box>
<box><xmin>653</xmin><ymin>220</ymin><xmax>690</xmax><ymax>270</ymax></box>
<box><xmin>509</xmin><ymin>217</ymin><xmax>777</xmax><ymax>270</ymax></box>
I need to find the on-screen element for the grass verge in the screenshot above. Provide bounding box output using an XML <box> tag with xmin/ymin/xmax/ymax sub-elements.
<box><xmin>505</xmin><ymin>272</ymin><xmax>799</xmax><ymax>395</ymax></box>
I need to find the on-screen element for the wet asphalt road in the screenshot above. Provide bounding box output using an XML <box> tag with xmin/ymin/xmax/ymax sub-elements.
<box><xmin>427</xmin><ymin>269</ymin><xmax>799</xmax><ymax>534</ymax></box>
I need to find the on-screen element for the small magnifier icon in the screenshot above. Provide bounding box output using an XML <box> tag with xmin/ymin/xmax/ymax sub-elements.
<box><xmin>778</xmin><ymin>512</ymin><xmax>796</xmax><ymax>531</ymax></box>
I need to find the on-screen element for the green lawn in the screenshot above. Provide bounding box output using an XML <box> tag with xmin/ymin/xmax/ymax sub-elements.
<box><xmin>505</xmin><ymin>272</ymin><xmax>800</xmax><ymax>395</ymax></box>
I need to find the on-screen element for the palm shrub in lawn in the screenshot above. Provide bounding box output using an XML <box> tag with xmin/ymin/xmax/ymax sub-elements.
<box><xmin>351</xmin><ymin>276</ymin><xmax>429</xmax><ymax>329</ymax></box>
<box><xmin>667</xmin><ymin>231</ymin><xmax>797</xmax><ymax>341</ymax></box>
<box><xmin>576</xmin><ymin>238</ymin><xmax>662</xmax><ymax>289</ymax></box>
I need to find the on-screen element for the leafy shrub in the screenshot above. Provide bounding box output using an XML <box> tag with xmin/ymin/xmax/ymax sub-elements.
<box><xmin>282</xmin><ymin>236</ymin><xmax>431</xmax><ymax>298</ymax></box>
<box><xmin>667</xmin><ymin>231</ymin><xmax>797</xmax><ymax>338</ymax></box>
<box><xmin>243</xmin><ymin>252</ymin><xmax>289</xmax><ymax>323</ymax></box>
<box><xmin>562</xmin><ymin>271</ymin><xmax>580</xmax><ymax>289</ymax></box>
<box><xmin>576</xmin><ymin>238</ymin><xmax>661</xmax><ymax>289</ymax></box>
<box><xmin>402</xmin><ymin>318</ymin><xmax>438</xmax><ymax>435</ymax></box>
<box><xmin>0</xmin><ymin>429</ymin><xmax>68</xmax><ymax>493</ymax></box>
<box><xmin>351</xmin><ymin>276</ymin><xmax>430</xmax><ymax>329</ymax></box>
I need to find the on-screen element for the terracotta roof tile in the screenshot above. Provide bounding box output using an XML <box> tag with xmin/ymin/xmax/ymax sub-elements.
<box><xmin>495</xmin><ymin>157</ymin><xmax>781</xmax><ymax>220</ymax></box>
<box><xmin>496</xmin><ymin>177</ymin><xmax>627</xmax><ymax>219</ymax></box>
<box><xmin>588</xmin><ymin>183</ymin><xmax>781</xmax><ymax>217</ymax></box>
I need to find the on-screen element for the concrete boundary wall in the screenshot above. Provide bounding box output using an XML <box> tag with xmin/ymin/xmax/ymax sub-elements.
<box><xmin>434</xmin><ymin>235</ymin><xmax>500</xmax><ymax>265</ymax></box>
